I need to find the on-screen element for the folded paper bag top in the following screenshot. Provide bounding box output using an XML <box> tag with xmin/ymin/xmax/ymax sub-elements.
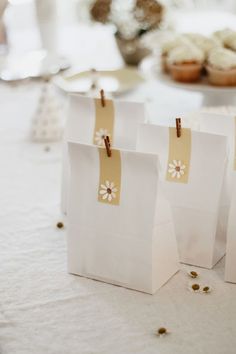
<box><xmin>182</xmin><ymin>111</ymin><xmax>235</xmax><ymax>165</ymax></box>
<box><xmin>137</xmin><ymin>123</ymin><xmax>228</xmax><ymax>269</ymax></box>
<box><xmin>66</xmin><ymin>94</ymin><xmax>146</xmax><ymax>149</ymax></box>
<box><xmin>183</xmin><ymin>111</ymin><xmax>235</xmax><ymax>195</ymax></box>
<box><xmin>67</xmin><ymin>142</ymin><xmax>179</xmax><ymax>294</ymax></box>
<box><xmin>61</xmin><ymin>94</ymin><xmax>146</xmax><ymax>214</ymax></box>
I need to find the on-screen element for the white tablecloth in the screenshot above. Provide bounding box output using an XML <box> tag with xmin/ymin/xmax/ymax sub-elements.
<box><xmin>1</xmin><ymin>19</ymin><xmax>236</xmax><ymax>354</ymax></box>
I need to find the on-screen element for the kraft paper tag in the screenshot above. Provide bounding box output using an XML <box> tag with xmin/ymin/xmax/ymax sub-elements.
<box><xmin>93</xmin><ymin>98</ymin><xmax>114</xmax><ymax>146</ymax></box>
<box><xmin>166</xmin><ymin>127</ymin><xmax>191</xmax><ymax>184</ymax></box>
<box><xmin>98</xmin><ymin>148</ymin><xmax>121</xmax><ymax>205</ymax></box>
<box><xmin>234</xmin><ymin>117</ymin><xmax>236</xmax><ymax>170</ymax></box>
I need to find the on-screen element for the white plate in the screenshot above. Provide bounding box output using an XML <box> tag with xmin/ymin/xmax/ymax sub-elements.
<box><xmin>141</xmin><ymin>56</ymin><xmax>236</xmax><ymax>106</ymax></box>
<box><xmin>52</xmin><ymin>67</ymin><xmax>145</xmax><ymax>95</ymax></box>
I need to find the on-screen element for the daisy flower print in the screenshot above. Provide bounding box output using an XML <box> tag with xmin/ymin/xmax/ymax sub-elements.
<box><xmin>168</xmin><ymin>160</ymin><xmax>186</xmax><ymax>179</ymax></box>
<box><xmin>99</xmin><ymin>181</ymin><xmax>118</xmax><ymax>202</ymax></box>
<box><xmin>94</xmin><ymin>128</ymin><xmax>109</xmax><ymax>146</ymax></box>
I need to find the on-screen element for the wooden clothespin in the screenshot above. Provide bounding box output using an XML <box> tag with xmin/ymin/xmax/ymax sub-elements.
<box><xmin>104</xmin><ymin>136</ymin><xmax>111</xmax><ymax>157</ymax></box>
<box><xmin>176</xmin><ymin>118</ymin><xmax>181</xmax><ymax>138</ymax></box>
<box><xmin>100</xmin><ymin>89</ymin><xmax>106</xmax><ymax>107</ymax></box>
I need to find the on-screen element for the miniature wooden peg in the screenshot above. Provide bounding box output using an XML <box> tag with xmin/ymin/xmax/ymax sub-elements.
<box><xmin>104</xmin><ymin>136</ymin><xmax>111</xmax><ymax>157</ymax></box>
<box><xmin>176</xmin><ymin>118</ymin><xmax>181</xmax><ymax>138</ymax></box>
<box><xmin>100</xmin><ymin>89</ymin><xmax>106</xmax><ymax>107</ymax></box>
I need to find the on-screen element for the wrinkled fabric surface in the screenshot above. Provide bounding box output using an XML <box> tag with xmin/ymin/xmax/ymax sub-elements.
<box><xmin>1</xmin><ymin>75</ymin><xmax>236</xmax><ymax>354</ymax></box>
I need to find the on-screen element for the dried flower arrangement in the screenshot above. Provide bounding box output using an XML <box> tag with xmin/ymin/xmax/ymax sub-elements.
<box><xmin>90</xmin><ymin>0</ymin><xmax>165</xmax><ymax>39</ymax></box>
<box><xmin>89</xmin><ymin>0</ymin><xmax>166</xmax><ymax>64</ymax></box>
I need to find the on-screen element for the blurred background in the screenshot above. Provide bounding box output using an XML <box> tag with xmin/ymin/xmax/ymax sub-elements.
<box><xmin>3</xmin><ymin>0</ymin><xmax>236</xmax><ymax>57</ymax></box>
<box><xmin>2</xmin><ymin>0</ymin><xmax>236</xmax><ymax>125</ymax></box>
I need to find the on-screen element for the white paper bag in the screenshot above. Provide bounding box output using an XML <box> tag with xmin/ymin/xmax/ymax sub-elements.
<box><xmin>137</xmin><ymin>123</ymin><xmax>228</xmax><ymax>269</ymax></box>
<box><xmin>183</xmin><ymin>112</ymin><xmax>236</xmax><ymax>275</ymax></box>
<box><xmin>225</xmin><ymin>175</ymin><xmax>236</xmax><ymax>283</ymax></box>
<box><xmin>61</xmin><ymin>95</ymin><xmax>146</xmax><ymax>214</ymax></box>
<box><xmin>67</xmin><ymin>142</ymin><xmax>179</xmax><ymax>294</ymax></box>
<box><xmin>183</xmin><ymin>112</ymin><xmax>234</xmax><ymax>192</ymax></box>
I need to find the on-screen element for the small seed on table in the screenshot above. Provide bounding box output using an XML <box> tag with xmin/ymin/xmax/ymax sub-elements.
<box><xmin>157</xmin><ymin>327</ymin><xmax>167</xmax><ymax>335</ymax></box>
<box><xmin>192</xmin><ymin>284</ymin><xmax>200</xmax><ymax>291</ymax></box>
<box><xmin>190</xmin><ymin>271</ymin><xmax>198</xmax><ymax>278</ymax></box>
<box><xmin>57</xmin><ymin>222</ymin><xmax>64</xmax><ymax>229</ymax></box>
<box><xmin>202</xmin><ymin>286</ymin><xmax>210</xmax><ymax>293</ymax></box>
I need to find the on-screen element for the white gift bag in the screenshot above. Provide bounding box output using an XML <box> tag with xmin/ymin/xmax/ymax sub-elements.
<box><xmin>67</xmin><ymin>142</ymin><xmax>179</xmax><ymax>294</ymax></box>
<box><xmin>183</xmin><ymin>112</ymin><xmax>236</xmax><ymax>275</ymax></box>
<box><xmin>225</xmin><ymin>175</ymin><xmax>236</xmax><ymax>283</ymax></box>
<box><xmin>61</xmin><ymin>95</ymin><xmax>146</xmax><ymax>214</ymax></box>
<box><xmin>137</xmin><ymin>123</ymin><xmax>228</xmax><ymax>269</ymax></box>
<box><xmin>183</xmin><ymin>111</ymin><xmax>234</xmax><ymax>191</ymax></box>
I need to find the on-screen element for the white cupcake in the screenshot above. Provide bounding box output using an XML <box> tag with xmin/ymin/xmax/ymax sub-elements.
<box><xmin>160</xmin><ymin>35</ymin><xmax>190</xmax><ymax>73</ymax></box>
<box><xmin>184</xmin><ymin>33</ymin><xmax>220</xmax><ymax>55</ymax></box>
<box><xmin>206</xmin><ymin>47</ymin><xmax>236</xmax><ymax>86</ymax></box>
<box><xmin>213</xmin><ymin>28</ymin><xmax>235</xmax><ymax>44</ymax></box>
<box><xmin>224</xmin><ymin>32</ymin><xmax>236</xmax><ymax>52</ymax></box>
<box><xmin>167</xmin><ymin>44</ymin><xmax>204</xmax><ymax>83</ymax></box>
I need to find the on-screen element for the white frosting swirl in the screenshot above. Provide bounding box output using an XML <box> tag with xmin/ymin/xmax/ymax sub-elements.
<box><xmin>161</xmin><ymin>36</ymin><xmax>190</xmax><ymax>55</ymax></box>
<box><xmin>184</xmin><ymin>33</ymin><xmax>220</xmax><ymax>54</ymax></box>
<box><xmin>167</xmin><ymin>44</ymin><xmax>205</xmax><ymax>65</ymax></box>
<box><xmin>208</xmin><ymin>48</ymin><xmax>236</xmax><ymax>70</ymax></box>
<box><xmin>213</xmin><ymin>28</ymin><xmax>235</xmax><ymax>43</ymax></box>
<box><xmin>224</xmin><ymin>33</ymin><xmax>236</xmax><ymax>51</ymax></box>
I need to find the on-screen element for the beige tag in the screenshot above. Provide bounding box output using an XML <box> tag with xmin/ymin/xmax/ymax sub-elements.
<box><xmin>166</xmin><ymin>127</ymin><xmax>191</xmax><ymax>184</ymax></box>
<box><xmin>234</xmin><ymin>117</ymin><xmax>236</xmax><ymax>170</ymax></box>
<box><xmin>98</xmin><ymin>148</ymin><xmax>121</xmax><ymax>205</ymax></box>
<box><xmin>93</xmin><ymin>98</ymin><xmax>114</xmax><ymax>146</ymax></box>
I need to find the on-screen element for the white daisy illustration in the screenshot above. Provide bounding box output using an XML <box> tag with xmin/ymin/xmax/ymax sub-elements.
<box><xmin>99</xmin><ymin>181</ymin><xmax>117</xmax><ymax>202</ymax></box>
<box><xmin>94</xmin><ymin>128</ymin><xmax>109</xmax><ymax>146</ymax></box>
<box><xmin>168</xmin><ymin>160</ymin><xmax>186</xmax><ymax>179</ymax></box>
